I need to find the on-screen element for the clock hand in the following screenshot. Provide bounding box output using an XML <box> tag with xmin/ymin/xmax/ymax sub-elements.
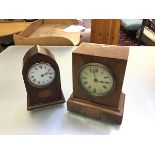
<box><xmin>92</xmin><ymin>69</ymin><xmax>104</xmax><ymax>83</ymax></box>
<box><xmin>96</xmin><ymin>80</ymin><xmax>109</xmax><ymax>84</ymax></box>
<box><xmin>92</xmin><ymin>69</ymin><xmax>95</xmax><ymax>79</ymax></box>
<box><xmin>41</xmin><ymin>72</ymin><xmax>48</xmax><ymax>77</ymax></box>
<box><xmin>97</xmin><ymin>80</ymin><xmax>105</xmax><ymax>83</ymax></box>
<box><xmin>93</xmin><ymin>69</ymin><xmax>97</xmax><ymax>81</ymax></box>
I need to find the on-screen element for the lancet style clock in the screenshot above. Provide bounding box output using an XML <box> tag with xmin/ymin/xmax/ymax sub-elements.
<box><xmin>67</xmin><ymin>43</ymin><xmax>129</xmax><ymax>124</ymax></box>
<box><xmin>22</xmin><ymin>45</ymin><xmax>65</xmax><ymax>110</ymax></box>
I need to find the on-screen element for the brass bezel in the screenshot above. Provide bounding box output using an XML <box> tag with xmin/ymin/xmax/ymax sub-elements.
<box><xmin>27</xmin><ymin>62</ymin><xmax>56</xmax><ymax>88</ymax></box>
<box><xmin>79</xmin><ymin>63</ymin><xmax>116</xmax><ymax>96</ymax></box>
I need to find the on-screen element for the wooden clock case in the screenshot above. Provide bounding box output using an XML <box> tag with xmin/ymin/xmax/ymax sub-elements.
<box><xmin>67</xmin><ymin>43</ymin><xmax>129</xmax><ymax>124</ymax></box>
<box><xmin>22</xmin><ymin>45</ymin><xmax>65</xmax><ymax>110</ymax></box>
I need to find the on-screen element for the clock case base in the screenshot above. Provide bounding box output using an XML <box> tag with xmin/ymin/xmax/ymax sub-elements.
<box><xmin>67</xmin><ymin>92</ymin><xmax>125</xmax><ymax>124</ymax></box>
<box><xmin>27</xmin><ymin>94</ymin><xmax>65</xmax><ymax>111</ymax></box>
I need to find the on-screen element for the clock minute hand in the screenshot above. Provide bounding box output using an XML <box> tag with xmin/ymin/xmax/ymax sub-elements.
<box><xmin>93</xmin><ymin>69</ymin><xmax>96</xmax><ymax>80</ymax></box>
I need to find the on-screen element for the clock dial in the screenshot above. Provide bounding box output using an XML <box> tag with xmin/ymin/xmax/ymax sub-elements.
<box><xmin>79</xmin><ymin>63</ymin><xmax>114</xmax><ymax>96</ymax></box>
<box><xmin>28</xmin><ymin>62</ymin><xmax>55</xmax><ymax>87</ymax></box>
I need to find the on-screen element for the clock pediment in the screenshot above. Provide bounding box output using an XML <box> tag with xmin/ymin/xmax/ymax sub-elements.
<box><xmin>74</xmin><ymin>42</ymin><xmax>129</xmax><ymax>60</ymax></box>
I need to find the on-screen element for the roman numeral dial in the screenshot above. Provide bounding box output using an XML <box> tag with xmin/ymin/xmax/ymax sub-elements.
<box><xmin>28</xmin><ymin>63</ymin><xmax>55</xmax><ymax>87</ymax></box>
<box><xmin>79</xmin><ymin>63</ymin><xmax>115</xmax><ymax>96</ymax></box>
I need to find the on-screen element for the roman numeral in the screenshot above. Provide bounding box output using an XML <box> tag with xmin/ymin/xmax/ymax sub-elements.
<box><xmin>94</xmin><ymin>68</ymin><xmax>98</xmax><ymax>72</ymax></box>
<box><xmin>88</xmin><ymin>85</ymin><xmax>91</xmax><ymax>89</ymax></box>
<box><xmin>103</xmin><ymin>85</ymin><xmax>107</xmax><ymax>89</ymax></box>
<box><xmin>33</xmin><ymin>79</ymin><xmax>36</xmax><ymax>82</ymax></box>
<box><xmin>105</xmin><ymin>81</ymin><xmax>110</xmax><ymax>84</ymax></box>
<box><xmin>83</xmin><ymin>81</ymin><xmax>88</xmax><ymax>85</ymax></box>
<box><xmin>82</xmin><ymin>77</ymin><xmax>87</xmax><ymax>79</ymax></box>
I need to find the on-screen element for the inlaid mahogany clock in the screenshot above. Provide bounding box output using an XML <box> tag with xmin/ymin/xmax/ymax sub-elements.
<box><xmin>22</xmin><ymin>45</ymin><xmax>65</xmax><ymax>110</ymax></box>
<box><xmin>67</xmin><ymin>42</ymin><xmax>129</xmax><ymax>124</ymax></box>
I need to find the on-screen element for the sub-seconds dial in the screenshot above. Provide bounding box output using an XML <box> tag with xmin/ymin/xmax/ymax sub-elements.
<box><xmin>28</xmin><ymin>62</ymin><xmax>55</xmax><ymax>87</ymax></box>
<box><xmin>79</xmin><ymin>63</ymin><xmax>115</xmax><ymax>96</ymax></box>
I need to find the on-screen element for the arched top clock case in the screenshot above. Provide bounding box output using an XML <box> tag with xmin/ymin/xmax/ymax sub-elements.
<box><xmin>22</xmin><ymin>45</ymin><xmax>65</xmax><ymax>110</ymax></box>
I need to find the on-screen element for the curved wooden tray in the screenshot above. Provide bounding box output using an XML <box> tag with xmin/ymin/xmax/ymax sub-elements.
<box><xmin>13</xmin><ymin>19</ymin><xmax>81</xmax><ymax>46</ymax></box>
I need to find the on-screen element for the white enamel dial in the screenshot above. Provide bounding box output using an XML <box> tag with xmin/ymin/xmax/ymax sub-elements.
<box><xmin>79</xmin><ymin>63</ymin><xmax>115</xmax><ymax>96</ymax></box>
<box><xmin>28</xmin><ymin>62</ymin><xmax>55</xmax><ymax>87</ymax></box>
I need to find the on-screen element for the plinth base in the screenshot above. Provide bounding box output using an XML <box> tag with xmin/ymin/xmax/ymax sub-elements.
<box><xmin>67</xmin><ymin>93</ymin><xmax>125</xmax><ymax>124</ymax></box>
<box><xmin>27</xmin><ymin>94</ymin><xmax>65</xmax><ymax>111</ymax></box>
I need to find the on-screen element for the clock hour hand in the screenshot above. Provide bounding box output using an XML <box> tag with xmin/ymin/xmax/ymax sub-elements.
<box><xmin>96</xmin><ymin>80</ymin><xmax>109</xmax><ymax>84</ymax></box>
<box><xmin>97</xmin><ymin>80</ymin><xmax>105</xmax><ymax>83</ymax></box>
<box><xmin>41</xmin><ymin>72</ymin><xmax>48</xmax><ymax>77</ymax></box>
